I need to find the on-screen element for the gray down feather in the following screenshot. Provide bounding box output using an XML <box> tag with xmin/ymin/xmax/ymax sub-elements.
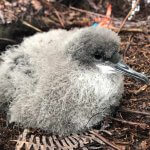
<box><xmin>0</xmin><ymin>27</ymin><xmax>124</xmax><ymax>135</ymax></box>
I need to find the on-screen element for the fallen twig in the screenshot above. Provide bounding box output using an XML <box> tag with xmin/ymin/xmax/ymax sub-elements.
<box><xmin>117</xmin><ymin>0</ymin><xmax>141</xmax><ymax>33</ymax></box>
<box><xmin>70</xmin><ymin>6</ymin><xmax>114</xmax><ymax>20</ymax></box>
<box><xmin>22</xmin><ymin>21</ymin><xmax>42</xmax><ymax>32</ymax></box>
<box><xmin>116</xmin><ymin>27</ymin><xmax>150</xmax><ymax>33</ymax></box>
<box><xmin>104</xmin><ymin>26</ymin><xmax>150</xmax><ymax>33</ymax></box>
<box><xmin>120</xmin><ymin>108</ymin><xmax>150</xmax><ymax>116</ymax></box>
<box><xmin>110</xmin><ymin>117</ymin><xmax>149</xmax><ymax>129</ymax></box>
<box><xmin>129</xmin><ymin>97</ymin><xmax>150</xmax><ymax>101</ymax></box>
<box><xmin>0</xmin><ymin>37</ymin><xmax>16</xmax><ymax>43</ymax></box>
<box><xmin>115</xmin><ymin>141</ymin><xmax>130</xmax><ymax>145</ymax></box>
<box><xmin>90</xmin><ymin>130</ymin><xmax>121</xmax><ymax>150</ymax></box>
<box><xmin>54</xmin><ymin>9</ymin><xmax>65</xmax><ymax>27</ymax></box>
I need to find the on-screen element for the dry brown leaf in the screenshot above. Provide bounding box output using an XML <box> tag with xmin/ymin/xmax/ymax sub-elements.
<box><xmin>31</xmin><ymin>0</ymin><xmax>42</xmax><ymax>11</ymax></box>
<box><xmin>139</xmin><ymin>140</ymin><xmax>148</xmax><ymax>150</ymax></box>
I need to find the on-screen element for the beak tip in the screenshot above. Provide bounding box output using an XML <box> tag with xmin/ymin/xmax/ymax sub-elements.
<box><xmin>137</xmin><ymin>74</ymin><xmax>149</xmax><ymax>84</ymax></box>
<box><xmin>115</xmin><ymin>62</ymin><xmax>149</xmax><ymax>84</ymax></box>
<box><xmin>140</xmin><ymin>73</ymin><xmax>149</xmax><ymax>84</ymax></box>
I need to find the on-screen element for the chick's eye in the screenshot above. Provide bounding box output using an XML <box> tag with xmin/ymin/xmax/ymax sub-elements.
<box><xmin>94</xmin><ymin>52</ymin><xmax>102</xmax><ymax>60</ymax></box>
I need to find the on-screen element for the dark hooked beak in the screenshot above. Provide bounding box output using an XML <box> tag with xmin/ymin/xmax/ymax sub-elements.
<box><xmin>114</xmin><ymin>61</ymin><xmax>149</xmax><ymax>84</ymax></box>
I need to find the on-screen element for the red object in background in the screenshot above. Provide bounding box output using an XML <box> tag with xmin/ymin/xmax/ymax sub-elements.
<box><xmin>94</xmin><ymin>3</ymin><xmax>114</xmax><ymax>29</ymax></box>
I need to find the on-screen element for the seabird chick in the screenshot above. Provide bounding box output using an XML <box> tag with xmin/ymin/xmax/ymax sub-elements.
<box><xmin>0</xmin><ymin>27</ymin><xmax>148</xmax><ymax>135</ymax></box>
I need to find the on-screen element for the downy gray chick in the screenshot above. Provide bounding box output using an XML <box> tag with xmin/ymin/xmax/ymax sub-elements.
<box><xmin>0</xmin><ymin>27</ymin><xmax>148</xmax><ymax>135</ymax></box>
